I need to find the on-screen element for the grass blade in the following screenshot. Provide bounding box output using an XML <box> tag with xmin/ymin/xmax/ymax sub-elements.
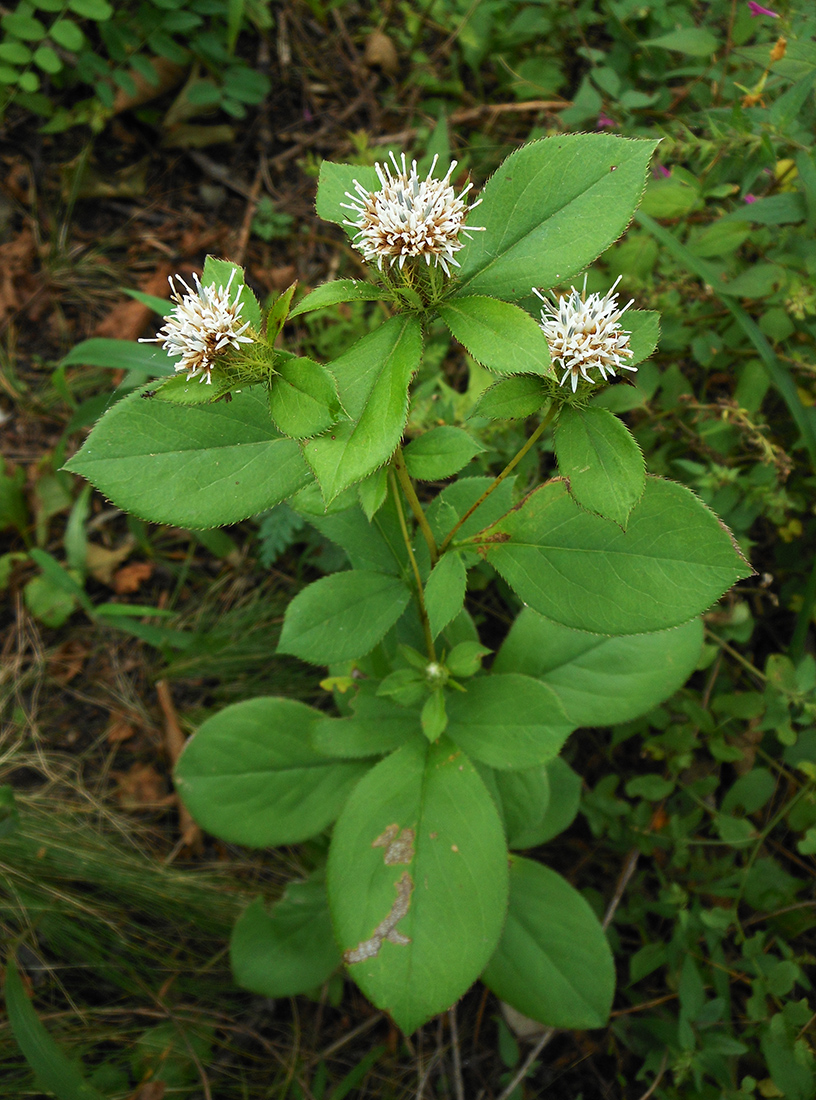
<box><xmin>3</xmin><ymin>959</ymin><xmax>107</xmax><ymax>1100</ymax></box>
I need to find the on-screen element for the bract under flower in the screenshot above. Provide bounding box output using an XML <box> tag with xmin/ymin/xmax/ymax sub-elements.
<box><xmin>535</xmin><ymin>276</ymin><xmax>635</xmax><ymax>392</ymax></box>
<box><xmin>140</xmin><ymin>270</ymin><xmax>253</xmax><ymax>384</ymax></box>
<box><xmin>341</xmin><ymin>152</ymin><xmax>483</xmax><ymax>275</ymax></box>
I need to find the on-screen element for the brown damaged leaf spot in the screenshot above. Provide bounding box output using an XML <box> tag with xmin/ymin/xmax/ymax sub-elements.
<box><xmin>372</xmin><ymin>823</ymin><xmax>415</xmax><ymax>865</ymax></box>
<box><xmin>344</xmin><ymin>871</ymin><xmax>414</xmax><ymax>964</ymax></box>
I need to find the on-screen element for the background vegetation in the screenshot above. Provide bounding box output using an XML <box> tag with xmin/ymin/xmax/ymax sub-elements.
<box><xmin>1</xmin><ymin>0</ymin><xmax>815</xmax><ymax>1097</ymax></box>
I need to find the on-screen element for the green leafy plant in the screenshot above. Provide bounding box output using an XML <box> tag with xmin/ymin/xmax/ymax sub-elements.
<box><xmin>0</xmin><ymin>0</ymin><xmax>273</xmax><ymax>131</ymax></box>
<box><xmin>64</xmin><ymin>134</ymin><xmax>752</xmax><ymax>1035</ymax></box>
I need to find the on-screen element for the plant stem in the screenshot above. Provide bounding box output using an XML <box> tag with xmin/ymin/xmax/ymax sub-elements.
<box><xmin>439</xmin><ymin>403</ymin><xmax>557</xmax><ymax>554</ymax></box>
<box><xmin>393</xmin><ymin>447</ymin><xmax>438</xmax><ymax>565</ymax></box>
<box><xmin>389</xmin><ymin>467</ymin><xmax>436</xmax><ymax>661</ymax></box>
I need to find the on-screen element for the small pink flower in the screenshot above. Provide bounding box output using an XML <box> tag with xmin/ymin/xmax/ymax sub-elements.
<box><xmin>597</xmin><ymin>113</ymin><xmax>617</xmax><ymax>130</ymax></box>
<box><xmin>747</xmin><ymin>2</ymin><xmax>779</xmax><ymax>16</ymax></box>
<box><xmin>744</xmin><ymin>193</ymin><xmax>757</xmax><ymax>204</ymax></box>
<box><xmin>653</xmin><ymin>165</ymin><xmax>671</xmax><ymax>179</ymax></box>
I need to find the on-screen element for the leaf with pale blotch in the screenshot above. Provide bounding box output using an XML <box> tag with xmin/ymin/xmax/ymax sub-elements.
<box><xmin>327</xmin><ymin>737</ymin><xmax>508</xmax><ymax>1035</ymax></box>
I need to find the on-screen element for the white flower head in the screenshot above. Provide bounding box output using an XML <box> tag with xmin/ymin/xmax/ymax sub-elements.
<box><xmin>535</xmin><ymin>275</ymin><xmax>635</xmax><ymax>392</ymax></box>
<box><xmin>140</xmin><ymin>269</ymin><xmax>253</xmax><ymax>384</ymax></box>
<box><xmin>341</xmin><ymin>152</ymin><xmax>483</xmax><ymax>276</ymax></box>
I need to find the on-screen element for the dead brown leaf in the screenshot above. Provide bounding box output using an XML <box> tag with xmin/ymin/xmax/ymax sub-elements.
<box><xmin>115</xmin><ymin>763</ymin><xmax>174</xmax><ymax>809</ymax></box>
<box><xmin>94</xmin><ymin>267</ymin><xmax>172</xmax><ymax>341</ymax></box>
<box><xmin>106</xmin><ymin>713</ymin><xmax>137</xmax><ymax>744</ymax></box>
<box><xmin>113</xmin><ymin>56</ymin><xmax>188</xmax><ymax>114</ymax></box>
<box><xmin>364</xmin><ymin>30</ymin><xmax>399</xmax><ymax>76</ymax></box>
<box><xmin>129</xmin><ymin>1082</ymin><xmax>166</xmax><ymax>1100</ymax></box>
<box><xmin>0</xmin><ymin>227</ymin><xmax>38</xmax><ymax>324</ymax></box>
<box><xmin>85</xmin><ymin>538</ymin><xmax>135</xmax><ymax>586</ymax></box>
<box><xmin>113</xmin><ymin>561</ymin><xmax>154</xmax><ymax>595</ymax></box>
<box><xmin>47</xmin><ymin>639</ymin><xmax>89</xmax><ymax>685</ymax></box>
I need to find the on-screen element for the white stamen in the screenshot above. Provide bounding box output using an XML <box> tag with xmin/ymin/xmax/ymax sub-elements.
<box><xmin>534</xmin><ymin>278</ymin><xmax>636</xmax><ymax>391</ymax></box>
<box><xmin>139</xmin><ymin>270</ymin><xmax>254</xmax><ymax>384</ymax></box>
<box><xmin>341</xmin><ymin>153</ymin><xmax>484</xmax><ymax>275</ymax></box>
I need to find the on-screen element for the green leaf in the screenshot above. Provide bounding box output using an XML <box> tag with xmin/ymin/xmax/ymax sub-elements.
<box><xmin>64</xmin><ymin>387</ymin><xmax>310</xmax><ymax>528</ymax></box>
<box><xmin>303</xmin><ymin>316</ymin><xmax>423</xmax><ymax>501</ymax></box>
<box><xmin>327</xmin><ymin>736</ymin><xmax>508</xmax><ymax>1034</ymax></box>
<box><xmin>455</xmin><ymin>135</ymin><xmax>658</xmax><ymax>301</ymax></box>
<box><xmin>472</xmin><ymin>375</ymin><xmax>548</xmax><ymax>420</ymax></box>
<box><xmin>302</xmin><ymin>500</ymin><xmax>404</xmax><ymax>575</ymax></box>
<box><xmin>446</xmin><ymin>673</ymin><xmax>574</xmax><ymax>769</ymax></box>
<box><xmin>403</xmin><ymin>426</ymin><xmax>484</xmax><ymax>481</ymax></box>
<box><xmin>289</xmin><ymin>279</ymin><xmax>383</xmax><ymax>319</ymax></box>
<box><xmin>643</xmin><ymin>27</ymin><xmax>719</xmax><ymax>57</ymax></box>
<box><xmin>554</xmin><ymin>406</ymin><xmax>645</xmax><ymax>527</ymax></box>
<box><xmin>121</xmin><ymin>288</ymin><xmax>172</xmax><ymax>315</ymax></box>
<box><xmin>59</xmin><ymin>338</ymin><xmax>174</xmax><ymax>376</ymax></box>
<box><xmin>494</xmin><ymin>609</ymin><xmax>704</xmax><ymax>726</ymax></box>
<box><xmin>68</xmin><ymin>0</ymin><xmax>113</xmax><ymax>19</ymax></box>
<box><xmin>425</xmin><ymin>552</ymin><xmax>467</xmax><ymax>639</ymax></box>
<box><xmin>230</xmin><ymin>875</ymin><xmax>341</xmax><ymax>997</ymax></box>
<box><xmin>278</xmin><ymin>570</ymin><xmax>411</xmax><ymax>664</ymax></box>
<box><xmin>266</xmin><ymin>282</ymin><xmax>297</xmax><ymax>341</ymax></box>
<box><xmin>174</xmin><ymin>697</ymin><xmax>369</xmax><ymax>846</ymax></box>
<box><xmin>315</xmin><ymin>162</ymin><xmax>379</xmax><ymax>230</ymax></box>
<box><xmin>498</xmin><ymin>757</ymin><xmax>582</xmax><ymax>849</ymax></box>
<box><xmin>475</xmin><ymin>477</ymin><xmax>751</xmax><ymax>635</ymax></box>
<box><xmin>269</xmin><ymin>357</ymin><xmax>342</xmax><ymax>439</ymax></box>
<box><xmin>625</xmin><ymin>310</ymin><xmax>661</xmax><ymax>365</ymax></box>
<box><xmin>445</xmin><ymin>640</ymin><xmax>491</xmax><ymax>678</ymax></box>
<box><xmin>438</xmin><ymin>296</ymin><xmax>553</xmax><ymax>376</ymax></box>
<box><xmin>492</xmin><ymin>762</ymin><xmax>549</xmax><ymax>850</ymax></box>
<box><xmin>421</xmin><ymin>690</ymin><xmax>447</xmax><ymax>741</ymax></box>
<box><xmin>358</xmin><ymin>466</ymin><xmax>388</xmax><ymax>520</ymax></box>
<box><xmin>313</xmin><ymin>691</ymin><xmax>420</xmax><ymax>758</ymax></box>
<box><xmin>3</xmin><ymin>959</ymin><xmax>107</xmax><ymax>1100</ymax></box>
<box><xmin>482</xmin><ymin>856</ymin><xmax>615</xmax><ymax>1028</ymax></box>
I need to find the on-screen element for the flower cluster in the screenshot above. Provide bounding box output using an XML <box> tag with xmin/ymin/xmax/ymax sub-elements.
<box><xmin>342</xmin><ymin>152</ymin><xmax>483</xmax><ymax>276</ymax></box>
<box><xmin>141</xmin><ymin>270</ymin><xmax>253</xmax><ymax>384</ymax></box>
<box><xmin>535</xmin><ymin>276</ymin><xmax>635</xmax><ymax>392</ymax></box>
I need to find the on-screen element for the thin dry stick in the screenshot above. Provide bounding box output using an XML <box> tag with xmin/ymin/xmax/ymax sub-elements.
<box><xmin>233</xmin><ymin>165</ymin><xmax>264</xmax><ymax>266</ymax></box>
<box><xmin>318</xmin><ymin>1012</ymin><xmax>385</xmax><ymax>1060</ymax></box>
<box><xmin>449</xmin><ymin>1006</ymin><xmax>465</xmax><ymax>1100</ymax></box>
<box><xmin>156</xmin><ymin>679</ymin><xmax>201</xmax><ymax>853</ymax></box>
<box><xmin>495</xmin><ymin>1027</ymin><xmax>557</xmax><ymax>1100</ymax></box>
<box><xmin>603</xmin><ymin>848</ymin><xmax>640</xmax><ymax>931</ymax></box>
<box><xmin>635</xmin><ymin>1050</ymin><xmax>670</xmax><ymax>1100</ymax></box>
<box><xmin>496</xmin><ymin>849</ymin><xmax>641</xmax><ymax>1100</ymax></box>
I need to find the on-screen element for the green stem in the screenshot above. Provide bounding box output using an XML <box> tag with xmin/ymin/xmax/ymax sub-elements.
<box><xmin>439</xmin><ymin>403</ymin><xmax>557</xmax><ymax>554</ymax></box>
<box><xmin>389</xmin><ymin>468</ymin><xmax>436</xmax><ymax>661</ymax></box>
<box><xmin>393</xmin><ymin>447</ymin><xmax>438</xmax><ymax>565</ymax></box>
